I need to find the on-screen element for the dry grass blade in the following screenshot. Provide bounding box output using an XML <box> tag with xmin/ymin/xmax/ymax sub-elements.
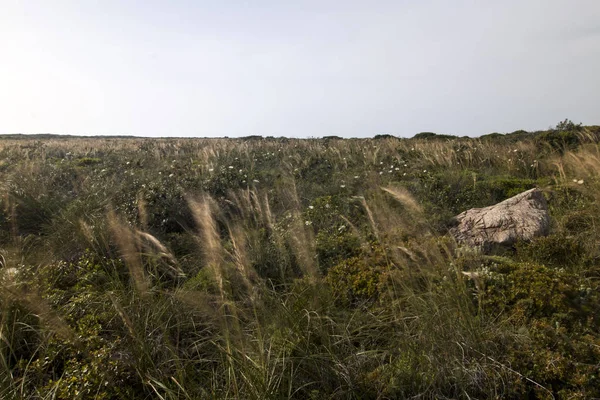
<box><xmin>355</xmin><ymin>196</ymin><xmax>380</xmax><ymax>241</ymax></box>
<box><xmin>381</xmin><ymin>186</ymin><xmax>423</xmax><ymax>214</ymax></box>
<box><xmin>187</xmin><ymin>195</ymin><xmax>226</xmax><ymax>300</ymax></box>
<box><xmin>107</xmin><ymin>211</ymin><xmax>151</xmax><ymax>294</ymax></box>
<box><xmin>228</xmin><ymin>224</ymin><xmax>258</xmax><ymax>294</ymax></box>
<box><xmin>135</xmin><ymin>230</ymin><xmax>185</xmax><ymax>277</ymax></box>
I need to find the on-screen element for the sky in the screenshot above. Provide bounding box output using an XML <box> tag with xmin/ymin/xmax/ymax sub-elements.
<box><xmin>1</xmin><ymin>1</ymin><xmax>599</xmax><ymax>138</ymax></box>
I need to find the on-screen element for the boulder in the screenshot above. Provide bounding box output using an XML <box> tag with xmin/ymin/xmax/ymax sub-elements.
<box><xmin>449</xmin><ymin>188</ymin><xmax>550</xmax><ymax>252</ymax></box>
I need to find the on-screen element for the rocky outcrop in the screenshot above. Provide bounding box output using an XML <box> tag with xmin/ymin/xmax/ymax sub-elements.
<box><xmin>449</xmin><ymin>188</ymin><xmax>550</xmax><ymax>252</ymax></box>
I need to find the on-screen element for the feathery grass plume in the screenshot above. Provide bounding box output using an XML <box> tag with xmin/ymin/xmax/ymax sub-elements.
<box><xmin>553</xmin><ymin>160</ymin><xmax>567</xmax><ymax>183</ymax></box>
<box><xmin>187</xmin><ymin>195</ymin><xmax>226</xmax><ymax>300</ymax></box>
<box><xmin>108</xmin><ymin>291</ymin><xmax>138</xmax><ymax>343</ymax></box>
<box><xmin>136</xmin><ymin>230</ymin><xmax>176</xmax><ymax>263</ymax></box>
<box><xmin>108</xmin><ymin>210</ymin><xmax>151</xmax><ymax>295</ymax></box>
<box><xmin>418</xmin><ymin>140</ymin><xmax>458</xmax><ymax>169</ymax></box>
<box><xmin>228</xmin><ymin>224</ymin><xmax>258</xmax><ymax>296</ymax></box>
<box><xmin>79</xmin><ymin>218</ymin><xmax>96</xmax><ymax>246</ymax></box>
<box><xmin>339</xmin><ymin>214</ymin><xmax>369</xmax><ymax>251</ymax></box>
<box><xmin>259</xmin><ymin>191</ymin><xmax>293</xmax><ymax>281</ymax></box>
<box><xmin>137</xmin><ymin>190</ymin><xmax>149</xmax><ymax>229</ymax></box>
<box><xmin>135</xmin><ymin>229</ymin><xmax>185</xmax><ymax>278</ymax></box>
<box><xmin>577</xmin><ymin>126</ymin><xmax>600</xmax><ymax>143</ymax></box>
<box><xmin>262</xmin><ymin>193</ymin><xmax>274</xmax><ymax>231</ymax></box>
<box><xmin>285</xmin><ymin>181</ymin><xmax>319</xmax><ymax>281</ymax></box>
<box><xmin>3</xmin><ymin>195</ymin><xmax>17</xmax><ymax>242</ymax></box>
<box><xmin>226</xmin><ymin>190</ymin><xmax>247</xmax><ymax>222</ymax></box>
<box><xmin>187</xmin><ymin>194</ymin><xmax>250</xmax><ymax>396</ymax></box>
<box><xmin>355</xmin><ymin>195</ymin><xmax>380</xmax><ymax>242</ymax></box>
<box><xmin>249</xmin><ymin>189</ymin><xmax>264</xmax><ymax>224</ymax></box>
<box><xmin>186</xmin><ymin>194</ymin><xmax>248</xmax><ymax>371</ymax></box>
<box><xmin>228</xmin><ymin>187</ymin><xmax>264</xmax><ymax>228</ymax></box>
<box><xmin>362</xmin><ymin>185</ymin><xmax>454</xmax><ymax>278</ymax></box>
<box><xmin>563</xmin><ymin>145</ymin><xmax>600</xmax><ymax>179</ymax></box>
<box><xmin>77</xmin><ymin>217</ymin><xmax>112</xmax><ymax>258</ymax></box>
<box><xmin>380</xmin><ymin>186</ymin><xmax>423</xmax><ymax>215</ymax></box>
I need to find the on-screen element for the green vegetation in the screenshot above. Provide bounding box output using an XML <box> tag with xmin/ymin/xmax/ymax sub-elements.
<box><xmin>0</xmin><ymin>122</ymin><xmax>599</xmax><ymax>398</ymax></box>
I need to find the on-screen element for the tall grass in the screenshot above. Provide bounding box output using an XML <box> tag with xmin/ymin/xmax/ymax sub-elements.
<box><xmin>0</xmin><ymin>131</ymin><xmax>599</xmax><ymax>398</ymax></box>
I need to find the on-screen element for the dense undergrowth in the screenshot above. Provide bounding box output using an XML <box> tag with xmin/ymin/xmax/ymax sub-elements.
<box><xmin>0</xmin><ymin>123</ymin><xmax>599</xmax><ymax>399</ymax></box>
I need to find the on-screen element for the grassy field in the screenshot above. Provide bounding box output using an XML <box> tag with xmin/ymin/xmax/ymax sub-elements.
<box><xmin>1</xmin><ymin>123</ymin><xmax>599</xmax><ymax>399</ymax></box>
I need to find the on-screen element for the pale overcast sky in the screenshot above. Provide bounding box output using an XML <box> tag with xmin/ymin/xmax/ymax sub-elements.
<box><xmin>1</xmin><ymin>1</ymin><xmax>599</xmax><ymax>137</ymax></box>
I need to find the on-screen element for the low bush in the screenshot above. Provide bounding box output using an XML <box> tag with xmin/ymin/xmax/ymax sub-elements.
<box><xmin>481</xmin><ymin>261</ymin><xmax>600</xmax><ymax>398</ymax></box>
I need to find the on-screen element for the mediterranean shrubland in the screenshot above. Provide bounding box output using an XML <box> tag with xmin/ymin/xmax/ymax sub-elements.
<box><xmin>0</xmin><ymin>123</ymin><xmax>599</xmax><ymax>398</ymax></box>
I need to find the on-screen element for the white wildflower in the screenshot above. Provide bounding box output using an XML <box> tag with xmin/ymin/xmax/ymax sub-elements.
<box><xmin>578</xmin><ymin>179</ymin><xmax>584</xmax><ymax>184</ymax></box>
<box><xmin>3</xmin><ymin>267</ymin><xmax>18</xmax><ymax>281</ymax></box>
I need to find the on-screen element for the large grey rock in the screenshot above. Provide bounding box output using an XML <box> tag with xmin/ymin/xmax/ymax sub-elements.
<box><xmin>449</xmin><ymin>188</ymin><xmax>550</xmax><ymax>251</ymax></box>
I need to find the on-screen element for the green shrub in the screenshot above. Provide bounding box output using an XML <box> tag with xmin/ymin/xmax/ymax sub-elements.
<box><xmin>326</xmin><ymin>250</ymin><xmax>387</xmax><ymax>306</ymax></box>
<box><xmin>481</xmin><ymin>262</ymin><xmax>600</xmax><ymax>397</ymax></box>
<box><xmin>315</xmin><ymin>230</ymin><xmax>361</xmax><ymax>273</ymax></box>
<box><xmin>75</xmin><ymin>157</ymin><xmax>102</xmax><ymax>166</ymax></box>
<box><xmin>413</xmin><ymin>131</ymin><xmax>456</xmax><ymax>140</ymax></box>
<box><xmin>516</xmin><ymin>234</ymin><xmax>586</xmax><ymax>269</ymax></box>
<box><xmin>547</xmin><ymin>186</ymin><xmax>593</xmax><ymax>217</ymax></box>
<box><xmin>535</xmin><ymin>119</ymin><xmax>584</xmax><ymax>152</ymax></box>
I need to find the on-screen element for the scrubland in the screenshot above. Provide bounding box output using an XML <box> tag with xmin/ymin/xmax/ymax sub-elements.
<box><xmin>0</xmin><ymin>123</ymin><xmax>599</xmax><ymax>399</ymax></box>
